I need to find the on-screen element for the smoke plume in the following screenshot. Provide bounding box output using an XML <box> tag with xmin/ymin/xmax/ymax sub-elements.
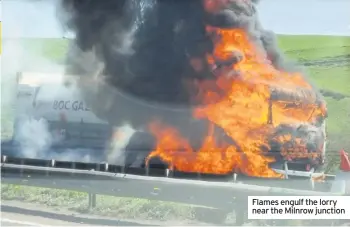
<box><xmin>59</xmin><ymin>0</ymin><xmax>302</xmax><ymax>128</ymax></box>
<box><xmin>58</xmin><ymin>0</ymin><xmax>324</xmax><ymax>166</ymax></box>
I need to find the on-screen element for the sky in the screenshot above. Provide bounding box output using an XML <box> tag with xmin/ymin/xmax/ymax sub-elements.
<box><xmin>1</xmin><ymin>0</ymin><xmax>350</xmax><ymax>38</ymax></box>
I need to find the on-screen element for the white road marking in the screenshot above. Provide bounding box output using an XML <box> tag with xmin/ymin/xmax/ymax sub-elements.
<box><xmin>1</xmin><ymin>218</ymin><xmax>54</xmax><ymax>227</ymax></box>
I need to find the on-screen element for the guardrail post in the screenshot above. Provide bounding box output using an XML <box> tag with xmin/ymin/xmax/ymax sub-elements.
<box><xmin>88</xmin><ymin>193</ymin><xmax>97</xmax><ymax>210</ymax></box>
<box><xmin>20</xmin><ymin>159</ymin><xmax>24</xmax><ymax>177</ymax></box>
<box><xmin>234</xmin><ymin>198</ymin><xmax>248</xmax><ymax>226</ymax></box>
<box><xmin>71</xmin><ymin>162</ymin><xmax>76</xmax><ymax>176</ymax></box>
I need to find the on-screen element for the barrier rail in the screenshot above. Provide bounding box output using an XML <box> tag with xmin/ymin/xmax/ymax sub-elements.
<box><xmin>1</xmin><ymin>155</ymin><xmax>347</xmax><ymax>225</ymax></box>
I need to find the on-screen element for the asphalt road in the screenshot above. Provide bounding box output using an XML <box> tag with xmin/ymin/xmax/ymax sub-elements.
<box><xmin>0</xmin><ymin>200</ymin><xmax>168</xmax><ymax>226</ymax></box>
<box><xmin>1</xmin><ymin>221</ymin><xmax>28</xmax><ymax>227</ymax></box>
<box><xmin>1</xmin><ymin>209</ymin><xmax>93</xmax><ymax>227</ymax></box>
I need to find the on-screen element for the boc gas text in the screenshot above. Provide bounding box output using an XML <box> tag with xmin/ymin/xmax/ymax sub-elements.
<box><xmin>53</xmin><ymin>100</ymin><xmax>90</xmax><ymax>111</ymax></box>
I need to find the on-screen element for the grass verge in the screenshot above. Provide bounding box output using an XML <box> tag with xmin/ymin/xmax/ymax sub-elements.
<box><xmin>1</xmin><ymin>184</ymin><xmax>198</xmax><ymax>222</ymax></box>
<box><xmin>278</xmin><ymin>34</ymin><xmax>350</xmax><ymax>60</ymax></box>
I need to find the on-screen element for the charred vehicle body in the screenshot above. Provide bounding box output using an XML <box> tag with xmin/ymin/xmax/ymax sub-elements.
<box><xmin>7</xmin><ymin>0</ymin><xmax>327</xmax><ymax>178</ymax></box>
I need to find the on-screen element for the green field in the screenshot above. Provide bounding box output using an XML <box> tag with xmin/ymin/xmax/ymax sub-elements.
<box><xmin>1</xmin><ymin>35</ymin><xmax>349</xmax><ymax>223</ymax></box>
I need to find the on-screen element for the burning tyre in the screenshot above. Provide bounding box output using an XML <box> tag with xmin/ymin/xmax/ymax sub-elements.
<box><xmin>60</xmin><ymin>0</ymin><xmax>328</xmax><ymax>178</ymax></box>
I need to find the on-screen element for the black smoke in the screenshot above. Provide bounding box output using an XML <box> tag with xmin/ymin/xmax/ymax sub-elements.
<box><xmin>60</xmin><ymin>0</ymin><xmax>298</xmax><ymax>127</ymax></box>
<box><xmin>58</xmin><ymin>0</ymin><xmax>320</xmax><ymax>166</ymax></box>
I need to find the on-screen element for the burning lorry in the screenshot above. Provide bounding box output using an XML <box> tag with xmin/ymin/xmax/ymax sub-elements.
<box><xmin>11</xmin><ymin>64</ymin><xmax>327</xmax><ymax>178</ymax></box>
<box><xmin>9</xmin><ymin>0</ymin><xmax>329</xmax><ymax>179</ymax></box>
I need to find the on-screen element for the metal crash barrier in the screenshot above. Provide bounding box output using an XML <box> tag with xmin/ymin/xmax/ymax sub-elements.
<box><xmin>1</xmin><ymin>149</ymin><xmax>349</xmax><ymax>225</ymax></box>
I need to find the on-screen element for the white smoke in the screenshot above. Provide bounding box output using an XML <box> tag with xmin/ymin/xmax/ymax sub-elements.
<box><xmin>0</xmin><ymin>33</ymin><xmax>89</xmax><ymax>162</ymax></box>
<box><xmin>13</xmin><ymin>117</ymin><xmax>53</xmax><ymax>158</ymax></box>
<box><xmin>12</xmin><ymin>116</ymin><xmax>106</xmax><ymax>162</ymax></box>
<box><xmin>1</xmin><ymin>23</ymin><xmax>63</xmax><ymax>157</ymax></box>
<box><xmin>107</xmin><ymin>124</ymin><xmax>136</xmax><ymax>165</ymax></box>
<box><xmin>1</xmin><ymin>38</ymin><xmax>65</xmax><ymax>107</ymax></box>
<box><xmin>1</xmin><ymin>38</ymin><xmax>59</xmax><ymax>159</ymax></box>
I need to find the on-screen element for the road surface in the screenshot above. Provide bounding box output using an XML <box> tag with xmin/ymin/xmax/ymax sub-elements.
<box><xmin>0</xmin><ymin>200</ymin><xmax>163</xmax><ymax>226</ymax></box>
<box><xmin>1</xmin><ymin>218</ymin><xmax>59</xmax><ymax>227</ymax></box>
<box><xmin>1</xmin><ymin>200</ymin><xmax>213</xmax><ymax>226</ymax></box>
<box><xmin>1</xmin><ymin>210</ymin><xmax>93</xmax><ymax>227</ymax></box>
<box><xmin>2</xmin><ymin>220</ymin><xmax>29</xmax><ymax>227</ymax></box>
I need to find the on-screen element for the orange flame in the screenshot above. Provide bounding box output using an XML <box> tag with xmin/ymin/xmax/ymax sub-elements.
<box><xmin>146</xmin><ymin>27</ymin><xmax>327</xmax><ymax>178</ymax></box>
